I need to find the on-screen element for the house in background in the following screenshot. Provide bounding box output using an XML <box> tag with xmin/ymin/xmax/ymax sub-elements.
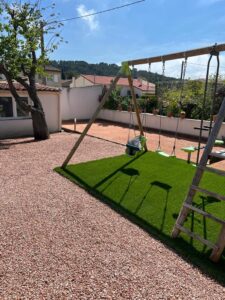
<box><xmin>36</xmin><ymin>65</ymin><xmax>62</xmax><ymax>87</ymax></box>
<box><xmin>70</xmin><ymin>74</ymin><xmax>155</xmax><ymax>97</ymax></box>
<box><xmin>0</xmin><ymin>65</ymin><xmax>62</xmax><ymax>88</ymax></box>
<box><xmin>0</xmin><ymin>81</ymin><xmax>61</xmax><ymax>139</ymax></box>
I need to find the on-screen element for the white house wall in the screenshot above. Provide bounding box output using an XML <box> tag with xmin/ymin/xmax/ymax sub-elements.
<box><xmin>0</xmin><ymin>90</ymin><xmax>60</xmax><ymax>139</ymax></box>
<box><xmin>61</xmin><ymin>85</ymin><xmax>102</xmax><ymax>120</ymax></box>
<box><xmin>71</xmin><ymin>76</ymin><xmax>94</xmax><ymax>88</ymax></box>
<box><xmin>40</xmin><ymin>91</ymin><xmax>61</xmax><ymax>132</ymax></box>
<box><xmin>120</xmin><ymin>87</ymin><xmax>142</xmax><ymax>97</ymax></box>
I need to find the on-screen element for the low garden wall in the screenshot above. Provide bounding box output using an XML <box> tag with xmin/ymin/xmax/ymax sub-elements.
<box><xmin>99</xmin><ymin>109</ymin><xmax>225</xmax><ymax>139</ymax></box>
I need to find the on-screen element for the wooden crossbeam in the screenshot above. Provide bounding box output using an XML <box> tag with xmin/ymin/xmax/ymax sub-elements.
<box><xmin>125</xmin><ymin>43</ymin><xmax>225</xmax><ymax>66</ymax></box>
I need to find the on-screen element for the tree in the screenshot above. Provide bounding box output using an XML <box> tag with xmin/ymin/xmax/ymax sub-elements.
<box><xmin>161</xmin><ymin>80</ymin><xmax>205</xmax><ymax>118</ymax></box>
<box><xmin>0</xmin><ymin>1</ymin><xmax>62</xmax><ymax>140</ymax></box>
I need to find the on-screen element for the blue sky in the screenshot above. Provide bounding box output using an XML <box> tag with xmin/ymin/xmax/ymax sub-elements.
<box><xmin>4</xmin><ymin>0</ymin><xmax>222</xmax><ymax>78</ymax></box>
<box><xmin>47</xmin><ymin>0</ymin><xmax>225</xmax><ymax>66</ymax></box>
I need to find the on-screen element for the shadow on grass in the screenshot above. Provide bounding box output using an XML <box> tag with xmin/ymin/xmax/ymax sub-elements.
<box><xmin>119</xmin><ymin>168</ymin><xmax>140</xmax><ymax>204</ymax></box>
<box><xmin>93</xmin><ymin>152</ymin><xmax>145</xmax><ymax>189</ymax></box>
<box><xmin>55</xmin><ymin>162</ymin><xmax>225</xmax><ymax>286</ymax></box>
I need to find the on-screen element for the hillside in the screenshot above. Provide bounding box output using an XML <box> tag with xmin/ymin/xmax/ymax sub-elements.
<box><xmin>50</xmin><ymin>60</ymin><xmax>175</xmax><ymax>83</ymax></box>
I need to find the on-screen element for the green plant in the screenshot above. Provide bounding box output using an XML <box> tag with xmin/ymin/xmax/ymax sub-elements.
<box><xmin>103</xmin><ymin>88</ymin><xmax>122</xmax><ymax>110</ymax></box>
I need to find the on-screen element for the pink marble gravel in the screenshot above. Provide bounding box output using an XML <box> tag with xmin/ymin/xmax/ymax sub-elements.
<box><xmin>0</xmin><ymin>131</ymin><xmax>225</xmax><ymax>299</ymax></box>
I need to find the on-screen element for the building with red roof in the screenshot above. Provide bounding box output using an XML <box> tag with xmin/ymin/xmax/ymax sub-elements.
<box><xmin>70</xmin><ymin>74</ymin><xmax>155</xmax><ymax>97</ymax></box>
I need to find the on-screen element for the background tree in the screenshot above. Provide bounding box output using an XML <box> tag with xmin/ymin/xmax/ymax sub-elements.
<box><xmin>160</xmin><ymin>80</ymin><xmax>205</xmax><ymax>118</ymax></box>
<box><xmin>0</xmin><ymin>1</ymin><xmax>63</xmax><ymax>140</ymax></box>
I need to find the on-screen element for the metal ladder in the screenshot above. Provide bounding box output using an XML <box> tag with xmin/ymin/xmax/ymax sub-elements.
<box><xmin>172</xmin><ymin>97</ymin><xmax>225</xmax><ymax>262</ymax></box>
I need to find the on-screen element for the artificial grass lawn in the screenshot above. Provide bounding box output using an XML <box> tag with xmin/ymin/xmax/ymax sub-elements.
<box><xmin>55</xmin><ymin>151</ymin><xmax>225</xmax><ymax>282</ymax></box>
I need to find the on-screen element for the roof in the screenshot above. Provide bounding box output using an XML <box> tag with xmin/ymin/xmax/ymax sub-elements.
<box><xmin>0</xmin><ymin>81</ymin><xmax>60</xmax><ymax>92</ymax></box>
<box><xmin>81</xmin><ymin>75</ymin><xmax>155</xmax><ymax>92</ymax></box>
<box><xmin>61</xmin><ymin>79</ymin><xmax>72</xmax><ymax>87</ymax></box>
<box><xmin>44</xmin><ymin>65</ymin><xmax>61</xmax><ymax>72</ymax></box>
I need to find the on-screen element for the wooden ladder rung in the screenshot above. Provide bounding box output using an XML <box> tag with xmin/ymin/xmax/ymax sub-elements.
<box><xmin>191</xmin><ymin>185</ymin><xmax>225</xmax><ymax>202</ymax></box>
<box><xmin>183</xmin><ymin>203</ymin><xmax>225</xmax><ymax>225</ymax></box>
<box><xmin>198</xmin><ymin>165</ymin><xmax>225</xmax><ymax>177</ymax></box>
<box><xmin>175</xmin><ymin>224</ymin><xmax>218</xmax><ymax>250</ymax></box>
<box><xmin>194</xmin><ymin>127</ymin><xmax>209</xmax><ymax>131</ymax></box>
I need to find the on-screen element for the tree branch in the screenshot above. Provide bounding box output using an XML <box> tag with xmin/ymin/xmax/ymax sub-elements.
<box><xmin>0</xmin><ymin>64</ymin><xmax>31</xmax><ymax>112</ymax></box>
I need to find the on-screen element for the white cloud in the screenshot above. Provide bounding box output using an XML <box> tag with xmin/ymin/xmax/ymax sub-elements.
<box><xmin>77</xmin><ymin>4</ymin><xmax>99</xmax><ymax>31</ymax></box>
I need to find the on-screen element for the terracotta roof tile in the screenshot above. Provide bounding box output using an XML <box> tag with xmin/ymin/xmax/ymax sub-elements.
<box><xmin>81</xmin><ymin>75</ymin><xmax>155</xmax><ymax>92</ymax></box>
<box><xmin>0</xmin><ymin>81</ymin><xmax>60</xmax><ymax>92</ymax></box>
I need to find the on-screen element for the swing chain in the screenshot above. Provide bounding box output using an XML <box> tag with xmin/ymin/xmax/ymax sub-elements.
<box><xmin>162</xmin><ymin>60</ymin><xmax>165</xmax><ymax>77</ymax></box>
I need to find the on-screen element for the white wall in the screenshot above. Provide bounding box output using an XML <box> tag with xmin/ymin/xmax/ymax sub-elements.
<box><xmin>99</xmin><ymin>109</ymin><xmax>225</xmax><ymax>139</ymax></box>
<box><xmin>71</xmin><ymin>76</ymin><xmax>94</xmax><ymax>88</ymax></box>
<box><xmin>61</xmin><ymin>85</ymin><xmax>102</xmax><ymax>120</ymax></box>
<box><xmin>120</xmin><ymin>86</ymin><xmax>142</xmax><ymax>97</ymax></box>
<box><xmin>40</xmin><ymin>91</ymin><xmax>61</xmax><ymax>132</ymax></box>
<box><xmin>0</xmin><ymin>90</ymin><xmax>60</xmax><ymax>139</ymax></box>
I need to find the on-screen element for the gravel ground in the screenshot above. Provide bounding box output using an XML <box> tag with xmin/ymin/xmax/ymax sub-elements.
<box><xmin>0</xmin><ymin>131</ymin><xmax>225</xmax><ymax>299</ymax></box>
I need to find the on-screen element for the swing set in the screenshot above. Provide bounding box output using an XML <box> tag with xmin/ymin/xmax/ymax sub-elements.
<box><xmin>62</xmin><ymin>43</ymin><xmax>225</xmax><ymax>169</ymax></box>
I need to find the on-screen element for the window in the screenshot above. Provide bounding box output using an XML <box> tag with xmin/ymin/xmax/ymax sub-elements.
<box><xmin>47</xmin><ymin>74</ymin><xmax>54</xmax><ymax>82</ymax></box>
<box><xmin>17</xmin><ymin>97</ymin><xmax>29</xmax><ymax>117</ymax></box>
<box><xmin>53</xmin><ymin>74</ymin><xmax>59</xmax><ymax>83</ymax></box>
<box><xmin>0</xmin><ymin>97</ymin><xmax>13</xmax><ymax>118</ymax></box>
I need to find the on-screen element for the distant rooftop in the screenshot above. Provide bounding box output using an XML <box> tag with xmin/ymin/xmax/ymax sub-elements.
<box><xmin>0</xmin><ymin>81</ymin><xmax>60</xmax><ymax>92</ymax></box>
<box><xmin>44</xmin><ymin>65</ymin><xmax>61</xmax><ymax>72</ymax></box>
<box><xmin>61</xmin><ymin>79</ymin><xmax>72</xmax><ymax>87</ymax></box>
<box><xmin>81</xmin><ymin>74</ymin><xmax>155</xmax><ymax>92</ymax></box>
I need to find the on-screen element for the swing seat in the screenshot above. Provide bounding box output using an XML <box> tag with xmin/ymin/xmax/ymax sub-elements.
<box><xmin>156</xmin><ymin>150</ymin><xmax>170</xmax><ymax>157</ymax></box>
<box><xmin>181</xmin><ymin>146</ymin><xmax>196</xmax><ymax>163</ymax></box>
<box><xmin>125</xmin><ymin>135</ymin><xmax>146</xmax><ymax>156</ymax></box>
<box><xmin>209</xmin><ymin>150</ymin><xmax>225</xmax><ymax>164</ymax></box>
<box><xmin>181</xmin><ymin>146</ymin><xmax>196</xmax><ymax>153</ymax></box>
<box><xmin>126</xmin><ymin>143</ymin><xmax>140</xmax><ymax>151</ymax></box>
<box><xmin>125</xmin><ymin>145</ymin><xmax>139</xmax><ymax>156</ymax></box>
<box><xmin>215</xmin><ymin>139</ymin><xmax>224</xmax><ymax>146</ymax></box>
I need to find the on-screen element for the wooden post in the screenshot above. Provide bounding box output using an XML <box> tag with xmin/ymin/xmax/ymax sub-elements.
<box><xmin>62</xmin><ymin>74</ymin><xmax>121</xmax><ymax>168</ymax></box>
<box><xmin>210</xmin><ymin>224</ymin><xmax>225</xmax><ymax>262</ymax></box>
<box><xmin>127</xmin><ymin>75</ymin><xmax>148</xmax><ymax>151</ymax></box>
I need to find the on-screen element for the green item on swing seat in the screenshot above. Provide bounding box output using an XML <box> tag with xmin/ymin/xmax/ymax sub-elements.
<box><xmin>215</xmin><ymin>139</ymin><xmax>224</xmax><ymax>146</ymax></box>
<box><xmin>139</xmin><ymin>135</ymin><xmax>147</xmax><ymax>150</ymax></box>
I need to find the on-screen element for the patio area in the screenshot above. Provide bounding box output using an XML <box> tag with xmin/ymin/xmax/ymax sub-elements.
<box><xmin>62</xmin><ymin>120</ymin><xmax>225</xmax><ymax>170</ymax></box>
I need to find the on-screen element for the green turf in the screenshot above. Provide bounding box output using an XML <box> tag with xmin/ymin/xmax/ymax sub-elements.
<box><xmin>55</xmin><ymin>151</ymin><xmax>225</xmax><ymax>282</ymax></box>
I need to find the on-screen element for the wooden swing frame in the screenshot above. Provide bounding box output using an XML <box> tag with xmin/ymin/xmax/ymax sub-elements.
<box><xmin>62</xmin><ymin>43</ymin><xmax>225</xmax><ymax>168</ymax></box>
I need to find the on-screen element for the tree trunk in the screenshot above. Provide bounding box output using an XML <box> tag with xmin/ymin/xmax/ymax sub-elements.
<box><xmin>31</xmin><ymin>109</ymin><xmax>49</xmax><ymax>140</ymax></box>
<box><xmin>28</xmin><ymin>76</ymin><xmax>50</xmax><ymax>140</ymax></box>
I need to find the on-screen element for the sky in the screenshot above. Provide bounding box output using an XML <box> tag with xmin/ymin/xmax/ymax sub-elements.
<box><xmin>5</xmin><ymin>0</ymin><xmax>225</xmax><ymax>78</ymax></box>
<box><xmin>42</xmin><ymin>0</ymin><xmax>225</xmax><ymax>78</ymax></box>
